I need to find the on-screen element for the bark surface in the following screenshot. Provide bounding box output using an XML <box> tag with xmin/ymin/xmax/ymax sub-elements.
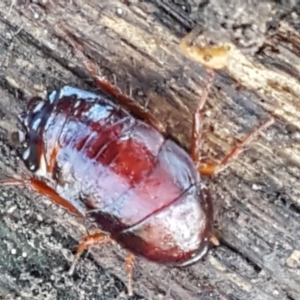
<box><xmin>0</xmin><ymin>1</ymin><xmax>299</xmax><ymax>300</ymax></box>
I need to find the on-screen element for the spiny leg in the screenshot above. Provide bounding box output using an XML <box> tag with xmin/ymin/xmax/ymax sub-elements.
<box><xmin>188</xmin><ymin>61</ymin><xmax>274</xmax><ymax>176</ymax></box>
<box><xmin>190</xmin><ymin>70</ymin><xmax>274</xmax><ymax>247</ymax></box>
<box><xmin>0</xmin><ymin>177</ymin><xmax>84</xmax><ymax>217</ymax></box>
<box><xmin>198</xmin><ymin>117</ymin><xmax>274</xmax><ymax>176</ymax></box>
<box><xmin>189</xmin><ymin>69</ymin><xmax>220</xmax><ymax>246</ymax></box>
<box><xmin>183</xmin><ymin>27</ymin><xmax>275</xmax><ymax>175</ymax></box>
<box><xmin>68</xmin><ymin>232</ymin><xmax>112</xmax><ymax>276</ymax></box>
<box><xmin>55</xmin><ymin>24</ymin><xmax>166</xmax><ymax>134</ymax></box>
<box><xmin>190</xmin><ymin>69</ymin><xmax>215</xmax><ymax>169</ymax></box>
<box><xmin>68</xmin><ymin>232</ymin><xmax>135</xmax><ymax>296</ymax></box>
<box><xmin>125</xmin><ymin>253</ymin><xmax>135</xmax><ymax>296</ymax></box>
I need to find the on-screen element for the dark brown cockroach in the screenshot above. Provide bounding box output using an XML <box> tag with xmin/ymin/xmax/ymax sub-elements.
<box><xmin>0</xmin><ymin>25</ymin><xmax>274</xmax><ymax>296</ymax></box>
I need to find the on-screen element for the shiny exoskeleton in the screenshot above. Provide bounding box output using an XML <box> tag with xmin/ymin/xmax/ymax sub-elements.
<box><xmin>1</xmin><ymin>24</ymin><xmax>273</xmax><ymax>296</ymax></box>
<box><xmin>20</xmin><ymin>86</ymin><xmax>213</xmax><ymax>266</ymax></box>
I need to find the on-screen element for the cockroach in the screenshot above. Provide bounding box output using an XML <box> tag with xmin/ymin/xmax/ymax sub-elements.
<box><xmin>0</xmin><ymin>25</ymin><xmax>274</xmax><ymax>296</ymax></box>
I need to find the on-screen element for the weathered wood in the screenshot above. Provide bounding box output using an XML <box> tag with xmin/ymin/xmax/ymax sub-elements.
<box><xmin>0</xmin><ymin>1</ymin><xmax>300</xmax><ymax>299</ymax></box>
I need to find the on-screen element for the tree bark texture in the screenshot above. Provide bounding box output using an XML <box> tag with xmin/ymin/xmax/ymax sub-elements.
<box><xmin>0</xmin><ymin>1</ymin><xmax>300</xmax><ymax>300</ymax></box>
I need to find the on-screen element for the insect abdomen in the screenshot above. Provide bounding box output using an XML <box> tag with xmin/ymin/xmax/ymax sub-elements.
<box><xmin>32</xmin><ymin>88</ymin><xmax>199</xmax><ymax>235</ymax></box>
<box><xmin>20</xmin><ymin>86</ymin><xmax>213</xmax><ymax>266</ymax></box>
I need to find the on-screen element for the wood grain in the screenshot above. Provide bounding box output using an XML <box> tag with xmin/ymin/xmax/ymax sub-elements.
<box><xmin>0</xmin><ymin>1</ymin><xmax>299</xmax><ymax>299</ymax></box>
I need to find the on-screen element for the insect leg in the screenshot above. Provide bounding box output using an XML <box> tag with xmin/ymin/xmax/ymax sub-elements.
<box><xmin>198</xmin><ymin>117</ymin><xmax>274</xmax><ymax>176</ymax></box>
<box><xmin>125</xmin><ymin>253</ymin><xmax>135</xmax><ymax>296</ymax></box>
<box><xmin>0</xmin><ymin>177</ymin><xmax>84</xmax><ymax>217</ymax></box>
<box><xmin>182</xmin><ymin>27</ymin><xmax>274</xmax><ymax>175</ymax></box>
<box><xmin>69</xmin><ymin>232</ymin><xmax>135</xmax><ymax>296</ymax></box>
<box><xmin>68</xmin><ymin>232</ymin><xmax>112</xmax><ymax>276</ymax></box>
<box><xmin>190</xmin><ymin>69</ymin><xmax>215</xmax><ymax>169</ymax></box>
<box><xmin>55</xmin><ymin>24</ymin><xmax>166</xmax><ymax>134</ymax></box>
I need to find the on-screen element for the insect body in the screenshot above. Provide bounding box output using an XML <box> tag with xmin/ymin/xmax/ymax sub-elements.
<box><xmin>1</xmin><ymin>25</ymin><xmax>274</xmax><ymax>296</ymax></box>
<box><xmin>20</xmin><ymin>85</ymin><xmax>213</xmax><ymax>266</ymax></box>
